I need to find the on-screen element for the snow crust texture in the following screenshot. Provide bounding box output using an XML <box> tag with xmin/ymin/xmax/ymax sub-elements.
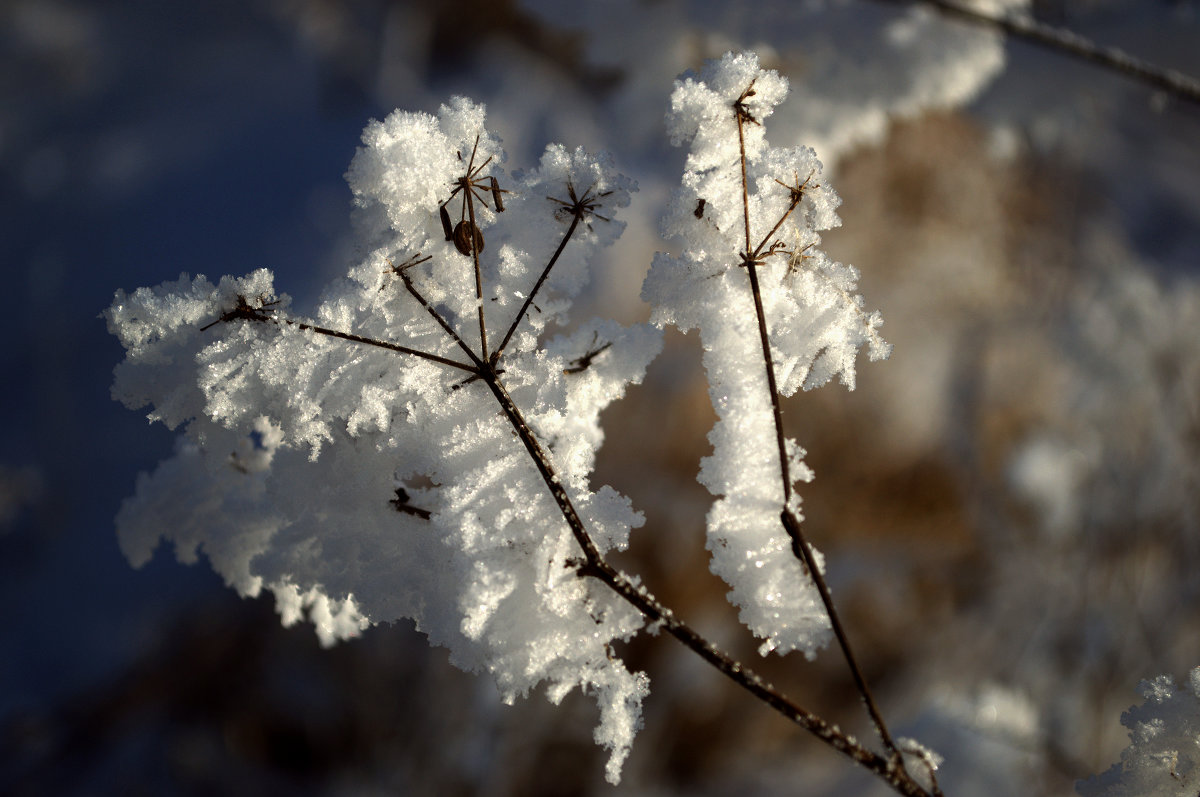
<box><xmin>107</xmin><ymin>98</ymin><xmax>659</xmax><ymax>782</ymax></box>
<box><xmin>1079</xmin><ymin>668</ymin><xmax>1200</xmax><ymax>797</ymax></box>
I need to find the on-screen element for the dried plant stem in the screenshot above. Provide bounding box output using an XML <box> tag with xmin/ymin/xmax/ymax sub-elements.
<box><xmin>734</xmin><ymin>99</ymin><xmax>905</xmax><ymax>767</ymax></box>
<box><xmin>395</xmin><ymin>269</ymin><xmax>487</xmax><ymax>370</ymax></box>
<box><xmin>483</xmin><ymin>365</ymin><xmax>932</xmax><ymax>797</ymax></box>
<box><xmin>202</xmin><ymin>161</ymin><xmax>933</xmax><ymax>793</ymax></box>
<box><xmin>292</xmin><ymin>321</ymin><xmax>477</xmax><ymax>373</ymax></box>
<box><xmin>204</xmin><ymin>268</ymin><xmax>931</xmax><ymax>797</ymax></box>
<box><xmin>204</xmin><ymin>301</ymin><xmax>477</xmax><ymax>373</ymax></box>
<box><xmin>493</xmin><ymin>211</ymin><xmax>584</xmax><ymax>363</ymax></box>
<box><xmin>875</xmin><ymin>0</ymin><xmax>1200</xmax><ymax>107</ymax></box>
<box><xmin>741</xmin><ymin>250</ymin><xmax>794</xmax><ymax>499</ymax></box>
<box><xmin>464</xmin><ymin>187</ymin><xmax>489</xmax><ymax>360</ymax></box>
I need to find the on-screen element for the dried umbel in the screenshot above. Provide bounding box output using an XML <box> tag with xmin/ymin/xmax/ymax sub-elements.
<box><xmin>437</xmin><ymin>136</ymin><xmax>506</xmax><ymax>257</ymax></box>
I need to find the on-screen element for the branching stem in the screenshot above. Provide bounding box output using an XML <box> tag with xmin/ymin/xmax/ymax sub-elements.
<box><xmin>734</xmin><ymin>89</ymin><xmax>904</xmax><ymax>766</ymax></box>
<box><xmin>202</xmin><ymin>128</ymin><xmax>930</xmax><ymax>792</ymax></box>
<box><xmin>752</xmin><ymin>198</ymin><xmax>800</xmax><ymax>258</ymax></box>
<box><xmin>493</xmin><ymin>210</ymin><xmax>584</xmax><ymax>364</ymax></box>
<box><xmin>204</xmin><ymin>247</ymin><xmax>930</xmax><ymax>797</ymax></box>
<box><xmin>395</xmin><ymin>268</ymin><xmax>486</xmax><ymax>370</ymax></box>
<box><xmin>204</xmin><ymin>299</ymin><xmax>477</xmax><ymax>374</ymax></box>
<box><xmin>481</xmin><ymin>364</ymin><xmax>932</xmax><ymax>797</ymax></box>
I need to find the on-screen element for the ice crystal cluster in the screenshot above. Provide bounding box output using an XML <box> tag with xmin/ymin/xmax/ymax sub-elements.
<box><xmin>107</xmin><ymin>97</ymin><xmax>660</xmax><ymax>781</ymax></box>
<box><xmin>106</xmin><ymin>53</ymin><xmax>889</xmax><ymax>781</ymax></box>
<box><xmin>1079</xmin><ymin>668</ymin><xmax>1200</xmax><ymax>797</ymax></box>
<box><xmin>644</xmin><ymin>52</ymin><xmax>890</xmax><ymax>657</ymax></box>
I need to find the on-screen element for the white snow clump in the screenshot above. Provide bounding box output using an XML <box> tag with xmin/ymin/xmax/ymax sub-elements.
<box><xmin>107</xmin><ymin>97</ymin><xmax>659</xmax><ymax>782</ymax></box>
<box><xmin>1079</xmin><ymin>667</ymin><xmax>1200</xmax><ymax>797</ymax></box>
<box><xmin>642</xmin><ymin>51</ymin><xmax>891</xmax><ymax>658</ymax></box>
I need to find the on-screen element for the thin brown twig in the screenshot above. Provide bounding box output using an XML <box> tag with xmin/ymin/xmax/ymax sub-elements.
<box><xmin>493</xmin><ymin>204</ymin><xmax>583</xmax><ymax>363</ymax></box>
<box><xmin>750</xmin><ymin>172</ymin><xmax>815</xmax><ymax>257</ymax></box>
<box><xmin>734</xmin><ymin>104</ymin><xmax>795</xmax><ymax>506</ymax></box>
<box><xmin>456</xmin><ymin>136</ymin><xmax>490</xmax><ymax>360</ymax></box>
<box><xmin>464</xmin><ymin>178</ymin><xmax>489</xmax><ymax>360</ymax></box>
<box><xmin>735</xmin><ymin>84</ymin><xmax>757</xmax><ymax>255</ymax></box>
<box><xmin>870</xmin><ymin>0</ymin><xmax>1200</xmax><ymax>107</ymax></box>
<box><xmin>733</xmin><ymin>87</ymin><xmax>904</xmax><ymax>765</ymax></box>
<box><xmin>481</xmin><ymin>366</ymin><xmax>932</xmax><ymax>797</ymax></box>
<box><xmin>391</xmin><ymin>262</ymin><xmax>486</xmax><ymax>370</ymax></box>
<box><xmin>202</xmin><ymin>296</ymin><xmax>477</xmax><ymax>374</ymax></box>
<box><xmin>295</xmin><ymin>322</ymin><xmax>478</xmax><ymax>374</ymax></box>
<box><xmin>493</xmin><ymin>182</ymin><xmax>611</xmax><ymax>366</ymax></box>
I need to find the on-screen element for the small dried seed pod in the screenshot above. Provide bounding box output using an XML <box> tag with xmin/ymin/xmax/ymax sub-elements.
<box><xmin>490</xmin><ymin>176</ymin><xmax>505</xmax><ymax>212</ymax></box>
<box><xmin>452</xmin><ymin>220</ymin><xmax>484</xmax><ymax>256</ymax></box>
<box><xmin>439</xmin><ymin>205</ymin><xmax>454</xmax><ymax>241</ymax></box>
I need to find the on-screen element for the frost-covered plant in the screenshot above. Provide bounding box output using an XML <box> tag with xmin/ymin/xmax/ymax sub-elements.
<box><xmin>1079</xmin><ymin>667</ymin><xmax>1200</xmax><ymax>797</ymax></box>
<box><xmin>645</xmin><ymin>52</ymin><xmax>891</xmax><ymax>657</ymax></box>
<box><xmin>105</xmin><ymin>53</ymin><xmax>930</xmax><ymax>795</ymax></box>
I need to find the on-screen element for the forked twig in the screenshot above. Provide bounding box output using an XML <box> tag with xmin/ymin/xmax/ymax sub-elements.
<box><xmin>202</xmin><ymin>293</ymin><xmax>477</xmax><ymax>374</ymax></box>
<box><xmin>483</xmin><ymin>369</ymin><xmax>931</xmax><ymax>797</ymax></box>
<box><xmin>492</xmin><ymin>181</ymin><xmax>610</xmax><ymax>365</ymax></box>
<box><xmin>388</xmin><ymin>255</ymin><xmax>486</xmax><ymax>370</ymax></box>
<box><xmin>733</xmin><ymin>85</ymin><xmax>907</xmax><ymax>769</ymax></box>
<box><xmin>441</xmin><ymin>134</ymin><xmax>507</xmax><ymax>360</ymax></box>
<box><xmin>199</xmin><ymin>210</ymin><xmax>931</xmax><ymax>797</ymax></box>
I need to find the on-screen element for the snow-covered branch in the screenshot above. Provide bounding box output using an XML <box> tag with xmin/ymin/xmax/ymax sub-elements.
<box><xmin>104</xmin><ymin>52</ymin><xmax>947</xmax><ymax>794</ymax></box>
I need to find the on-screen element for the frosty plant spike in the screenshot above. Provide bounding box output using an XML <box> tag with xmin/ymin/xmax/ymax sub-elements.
<box><xmin>643</xmin><ymin>49</ymin><xmax>907</xmax><ymax>780</ymax></box>
<box><xmin>106</xmin><ymin>54</ymin><xmax>934</xmax><ymax>795</ymax></box>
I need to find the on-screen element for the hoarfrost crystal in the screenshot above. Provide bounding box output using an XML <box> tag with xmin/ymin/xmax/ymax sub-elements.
<box><xmin>642</xmin><ymin>52</ymin><xmax>890</xmax><ymax>658</ymax></box>
<box><xmin>107</xmin><ymin>98</ymin><xmax>660</xmax><ymax>782</ymax></box>
<box><xmin>107</xmin><ymin>52</ymin><xmax>895</xmax><ymax>785</ymax></box>
<box><xmin>1079</xmin><ymin>667</ymin><xmax>1200</xmax><ymax>797</ymax></box>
